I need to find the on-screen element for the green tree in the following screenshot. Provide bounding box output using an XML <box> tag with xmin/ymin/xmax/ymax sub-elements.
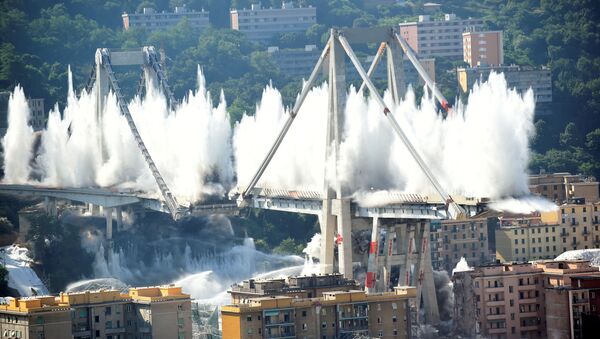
<box><xmin>559</xmin><ymin>122</ymin><xmax>582</xmax><ymax>148</ymax></box>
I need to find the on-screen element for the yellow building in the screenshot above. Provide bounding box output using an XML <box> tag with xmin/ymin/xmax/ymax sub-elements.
<box><xmin>222</xmin><ymin>287</ymin><xmax>416</xmax><ymax>339</ymax></box>
<box><xmin>0</xmin><ymin>297</ymin><xmax>72</xmax><ymax>339</ymax></box>
<box><xmin>0</xmin><ymin>285</ymin><xmax>192</xmax><ymax>339</ymax></box>
<box><xmin>496</xmin><ymin>201</ymin><xmax>600</xmax><ymax>262</ymax></box>
<box><xmin>529</xmin><ymin>172</ymin><xmax>599</xmax><ymax>204</ymax></box>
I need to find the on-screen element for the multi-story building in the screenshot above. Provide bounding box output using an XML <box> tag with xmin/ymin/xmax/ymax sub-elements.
<box><xmin>529</xmin><ymin>172</ymin><xmax>599</xmax><ymax>204</ymax></box>
<box><xmin>496</xmin><ymin>199</ymin><xmax>600</xmax><ymax>263</ymax></box>
<box><xmin>495</xmin><ymin>212</ymin><xmax>563</xmax><ymax>262</ymax></box>
<box><xmin>399</xmin><ymin>14</ymin><xmax>484</xmax><ymax>59</ymax></box>
<box><xmin>122</xmin><ymin>6</ymin><xmax>209</xmax><ymax>32</ymax></box>
<box><xmin>456</xmin><ymin>65</ymin><xmax>553</xmax><ymax>114</ymax></box>
<box><xmin>266</xmin><ymin>45</ymin><xmax>322</xmax><ymax>78</ymax></box>
<box><xmin>453</xmin><ymin>260</ymin><xmax>600</xmax><ymax>339</ymax></box>
<box><xmin>545</xmin><ymin>275</ymin><xmax>600</xmax><ymax>339</ymax></box>
<box><xmin>429</xmin><ymin>215</ymin><xmax>495</xmax><ymax>272</ymax></box>
<box><xmin>453</xmin><ymin>262</ymin><xmax>547</xmax><ymax>339</ymax></box>
<box><xmin>1</xmin><ymin>92</ymin><xmax>46</xmax><ymax>136</ymax></box>
<box><xmin>231</xmin><ymin>2</ymin><xmax>316</xmax><ymax>43</ymax></box>
<box><xmin>462</xmin><ymin>30</ymin><xmax>504</xmax><ymax>67</ymax></box>
<box><xmin>0</xmin><ymin>286</ymin><xmax>192</xmax><ymax>339</ymax></box>
<box><xmin>229</xmin><ymin>273</ymin><xmax>359</xmax><ymax>304</ymax></box>
<box><xmin>222</xmin><ymin>287</ymin><xmax>415</xmax><ymax>339</ymax></box>
<box><xmin>0</xmin><ymin>296</ymin><xmax>72</xmax><ymax>339</ymax></box>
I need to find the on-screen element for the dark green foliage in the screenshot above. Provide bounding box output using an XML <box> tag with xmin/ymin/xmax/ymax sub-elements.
<box><xmin>26</xmin><ymin>215</ymin><xmax>94</xmax><ymax>293</ymax></box>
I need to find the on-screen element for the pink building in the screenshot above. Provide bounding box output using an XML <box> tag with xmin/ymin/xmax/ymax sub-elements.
<box><xmin>463</xmin><ymin>30</ymin><xmax>504</xmax><ymax>67</ymax></box>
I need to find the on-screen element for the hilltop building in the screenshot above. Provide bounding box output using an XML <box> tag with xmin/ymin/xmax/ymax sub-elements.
<box><xmin>222</xmin><ymin>287</ymin><xmax>415</xmax><ymax>339</ymax></box>
<box><xmin>0</xmin><ymin>286</ymin><xmax>192</xmax><ymax>339</ymax></box>
<box><xmin>230</xmin><ymin>2</ymin><xmax>316</xmax><ymax>43</ymax></box>
<box><xmin>453</xmin><ymin>260</ymin><xmax>600</xmax><ymax>339</ymax></box>
<box><xmin>456</xmin><ymin>65</ymin><xmax>553</xmax><ymax>115</ymax></box>
<box><xmin>122</xmin><ymin>6</ymin><xmax>209</xmax><ymax>32</ymax></box>
<box><xmin>399</xmin><ymin>14</ymin><xmax>484</xmax><ymax>59</ymax></box>
<box><xmin>463</xmin><ymin>30</ymin><xmax>504</xmax><ymax>67</ymax></box>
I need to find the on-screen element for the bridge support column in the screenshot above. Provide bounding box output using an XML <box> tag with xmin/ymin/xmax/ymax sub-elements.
<box><xmin>319</xmin><ymin>204</ymin><xmax>335</xmax><ymax>274</ymax></box>
<box><xmin>336</xmin><ymin>198</ymin><xmax>353</xmax><ymax>279</ymax></box>
<box><xmin>386</xmin><ymin>41</ymin><xmax>406</xmax><ymax>105</ymax></box>
<box><xmin>365</xmin><ymin>216</ymin><xmax>380</xmax><ymax>293</ymax></box>
<box><xmin>89</xmin><ymin>203</ymin><xmax>100</xmax><ymax>216</ymax></box>
<box><xmin>115</xmin><ymin>207</ymin><xmax>123</xmax><ymax>231</ymax></box>
<box><xmin>105</xmin><ymin>207</ymin><xmax>113</xmax><ymax>240</ymax></box>
<box><xmin>44</xmin><ymin>197</ymin><xmax>57</xmax><ymax>218</ymax></box>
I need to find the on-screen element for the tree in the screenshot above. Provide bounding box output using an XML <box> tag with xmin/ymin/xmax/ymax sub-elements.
<box><xmin>559</xmin><ymin>122</ymin><xmax>582</xmax><ymax>148</ymax></box>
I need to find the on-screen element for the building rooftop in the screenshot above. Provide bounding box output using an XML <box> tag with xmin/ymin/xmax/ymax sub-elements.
<box><xmin>222</xmin><ymin>287</ymin><xmax>416</xmax><ymax>313</ymax></box>
<box><xmin>0</xmin><ymin>285</ymin><xmax>189</xmax><ymax>314</ymax></box>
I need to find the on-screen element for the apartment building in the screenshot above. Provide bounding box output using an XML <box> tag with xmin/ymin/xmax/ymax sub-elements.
<box><xmin>495</xmin><ymin>212</ymin><xmax>561</xmax><ymax>262</ymax></box>
<box><xmin>545</xmin><ymin>275</ymin><xmax>600</xmax><ymax>339</ymax></box>
<box><xmin>463</xmin><ymin>30</ymin><xmax>504</xmax><ymax>67</ymax></box>
<box><xmin>456</xmin><ymin>65</ymin><xmax>553</xmax><ymax>114</ymax></box>
<box><xmin>231</xmin><ymin>2</ymin><xmax>316</xmax><ymax>43</ymax></box>
<box><xmin>0</xmin><ymin>92</ymin><xmax>45</xmax><ymax>136</ymax></box>
<box><xmin>453</xmin><ymin>260</ymin><xmax>600</xmax><ymax>339</ymax></box>
<box><xmin>229</xmin><ymin>273</ymin><xmax>359</xmax><ymax>304</ymax></box>
<box><xmin>0</xmin><ymin>297</ymin><xmax>72</xmax><ymax>339</ymax></box>
<box><xmin>399</xmin><ymin>14</ymin><xmax>484</xmax><ymax>59</ymax></box>
<box><xmin>529</xmin><ymin>172</ymin><xmax>599</xmax><ymax>204</ymax></box>
<box><xmin>222</xmin><ymin>287</ymin><xmax>415</xmax><ymax>339</ymax></box>
<box><xmin>266</xmin><ymin>45</ymin><xmax>322</xmax><ymax>78</ymax></box>
<box><xmin>0</xmin><ymin>286</ymin><xmax>192</xmax><ymax>339</ymax></box>
<box><xmin>453</xmin><ymin>262</ymin><xmax>547</xmax><ymax>339</ymax></box>
<box><xmin>122</xmin><ymin>6</ymin><xmax>209</xmax><ymax>32</ymax></box>
<box><xmin>429</xmin><ymin>215</ymin><xmax>495</xmax><ymax>272</ymax></box>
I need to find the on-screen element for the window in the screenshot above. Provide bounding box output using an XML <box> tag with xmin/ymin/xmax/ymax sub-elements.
<box><xmin>322</xmin><ymin>321</ymin><xmax>327</xmax><ymax>328</ymax></box>
<box><xmin>106</xmin><ymin>321</ymin><xmax>112</xmax><ymax>329</ymax></box>
<box><xmin>79</xmin><ymin>309</ymin><xmax>88</xmax><ymax>318</ymax></box>
<box><xmin>95</xmin><ymin>315</ymin><xmax>99</xmax><ymax>323</ymax></box>
<box><xmin>302</xmin><ymin>310</ymin><xmax>307</xmax><ymax>317</ymax></box>
<box><xmin>514</xmin><ymin>239</ymin><xmax>518</xmax><ymax>245</ymax></box>
<box><xmin>105</xmin><ymin>306</ymin><xmax>111</xmax><ymax>316</ymax></box>
<box><xmin>302</xmin><ymin>323</ymin><xmax>307</xmax><ymax>330</ymax></box>
<box><xmin>247</xmin><ymin>315</ymin><xmax>252</xmax><ymax>321</ymax></box>
<box><xmin>95</xmin><ymin>330</ymin><xmax>100</xmax><ymax>338</ymax></box>
<box><xmin>392</xmin><ymin>316</ymin><xmax>397</xmax><ymax>322</ymax></box>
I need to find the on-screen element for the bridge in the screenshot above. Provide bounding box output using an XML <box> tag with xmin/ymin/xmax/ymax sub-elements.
<box><xmin>0</xmin><ymin>27</ymin><xmax>494</xmax><ymax>324</ymax></box>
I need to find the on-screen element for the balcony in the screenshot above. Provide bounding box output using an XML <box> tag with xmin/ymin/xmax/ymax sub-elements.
<box><xmin>487</xmin><ymin>299</ymin><xmax>506</xmax><ymax>306</ymax></box>
<box><xmin>518</xmin><ymin>297</ymin><xmax>539</xmax><ymax>304</ymax></box>
<box><xmin>572</xmin><ymin>298</ymin><xmax>589</xmax><ymax>305</ymax></box>
<box><xmin>571</xmin><ymin>221</ymin><xmax>579</xmax><ymax>226</ymax></box>
<box><xmin>106</xmin><ymin>327</ymin><xmax>127</xmax><ymax>335</ymax></box>
<box><xmin>488</xmin><ymin>327</ymin><xmax>507</xmax><ymax>334</ymax></box>
<box><xmin>518</xmin><ymin>284</ymin><xmax>538</xmax><ymax>290</ymax></box>
<box><xmin>521</xmin><ymin>324</ymin><xmax>540</xmax><ymax>331</ymax></box>
<box><xmin>519</xmin><ymin>311</ymin><xmax>538</xmax><ymax>318</ymax></box>
<box><xmin>486</xmin><ymin>313</ymin><xmax>506</xmax><ymax>320</ymax></box>
<box><xmin>560</xmin><ymin>232</ymin><xmax>569</xmax><ymax>237</ymax></box>
<box><xmin>582</xmin><ymin>230</ymin><xmax>591</xmax><ymax>236</ymax></box>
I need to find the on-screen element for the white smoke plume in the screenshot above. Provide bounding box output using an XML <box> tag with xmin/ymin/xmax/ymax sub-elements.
<box><xmin>4</xmin><ymin>67</ymin><xmax>233</xmax><ymax>204</ymax></box>
<box><xmin>234</xmin><ymin>72</ymin><xmax>536</xmax><ymax>199</ymax></box>
<box><xmin>4</xmin><ymin>69</ymin><xmax>535</xmax><ymax>202</ymax></box>
<box><xmin>2</xmin><ymin>86</ymin><xmax>35</xmax><ymax>184</ymax></box>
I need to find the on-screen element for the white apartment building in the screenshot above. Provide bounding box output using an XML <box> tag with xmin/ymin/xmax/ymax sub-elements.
<box><xmin>122</xmin><ymin>6</ymin><xmax>209</xmax><ymax>31</ymax></box>
<box><xmin>231</xmin><ymin>2</ymin><xmax>316</xmax><ymax>43</ymax></box>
